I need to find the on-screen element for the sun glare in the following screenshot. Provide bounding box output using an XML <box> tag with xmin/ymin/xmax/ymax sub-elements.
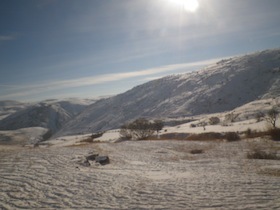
<box><xmin>171</xmin><ymin>0</ymin><xmax>199</xmax><ymax>12</ymax></box>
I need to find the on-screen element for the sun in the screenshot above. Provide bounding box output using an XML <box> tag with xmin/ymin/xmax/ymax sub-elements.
<box><xmin>171</xmin><ymin>0</ymin><xmax>199</xmax><ymax>12</ymax></box>
<box><xmin>183</xmin><ymin>0</ymin><xmax>199</xmax><ymax>12</ymax></box>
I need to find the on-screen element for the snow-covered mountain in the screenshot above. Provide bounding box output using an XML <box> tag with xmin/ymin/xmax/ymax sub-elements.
<box><xmin>0</xmin><ymin>127</ymin><xmax>49</xmax><ymax>146</ymax></box>
<box><xmin>55</xmin><ymin>48</ymin><xmax>280</xmax><ymax>137</ymax></box>
<box><xmin>0</xmin><ymin>100</ymin><xmax>29</xmax><ymax>120</ymax></box>
<box><xmin>0</xmin><ymin>99</ymin><xmax>95</xmax><ymax>134</ymax></box>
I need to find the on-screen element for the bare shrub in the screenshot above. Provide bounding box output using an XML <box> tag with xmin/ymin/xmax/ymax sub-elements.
<box><xmin>80</xmin><ymin>137</ymin><xmax>93</xmax><ymax>143</ymax></box>
<box><xmin>159</xmin><ymin>133</ymin><xmax>189</xmax><ymax>140</ymax></box>
<box><xmin>245</xmin><ymin>128</ymin><xmax>252</xmax><ymax>138</ymax></box>
<box><xmin>224</xmin><ymin>112</ymin><xmax>239</xmax><ymax>123</ymax></box>
<box><xmin>91</xmin><ymin>132</ymin><xmax>104</xmax><ymax>139</ymax></box>
<box><xmin>260</xmin><ymin>168</ymin><xmax>280</xmax><ymax>177</ymax></box>
<box><xmin>247</xmin><ymin>149</ymin><xmax>279</xmax><ymax>160</ymax></box>
<box><xmin>225</xmin><ymin>132</ymin><xmax>240</xmax><ymax>142</ymax></box>
<box><xmin>187</xmin><ymin>132</ymin><xmax>223</xmax><ymax>141</ymax></box>
<box><xmin>190</xmin><ymin>149</ymin><xmax>204</xmax><ymax>154</ymax></box>
<box><xmin>80</xmin><ymin>132</ymin><xmax>104</xmax><ymax>143</ymax></box>
<box><xmin>247</xmin><ymin>140</ymin><xmax>280</xmax><ymax>156</ymax></box>
<box><xmin>119</xmin><ymin>125</ymin><xmax>133</xmax><ymax>140</ymax></box>
<box><xmin>209</xmin><ymin>117</ymin><xmax>220</xmax><ymax>125</ymax></box>
<box><xmin>243</xmin><ymin>130</ymin><xmax>268</xmax><ymax>139</ymax></box>
<box><xmin>152</xmin><ymin>119</ymin><xmax>164</xmax><ymax>134</ymax></box>
<box><xmin>130</xmin><ymin>118</ymin><xmax>155</xmax><ymax>140</ymax></box>
<box><xmin>190</xmin><ymin>124</ymin><xmax>196</xmax><ymax>128</ymax></box>
<box><xmin>255</xmin><ymin>112</ymin><xmax>264</xmax><ymax>122</ymax></box>
<box><xmin>268</xmin><ymin>128</ymin><xmax>280</xmax><ymax>141</ymax></box>
<box><xmin>119</xmin><ymin>118</ymin><xmax>158</xmax><ymax>140</ymax></box>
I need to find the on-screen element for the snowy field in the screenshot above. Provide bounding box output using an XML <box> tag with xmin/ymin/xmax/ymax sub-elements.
<box><xmin>0</xmin><ymin>94</ymin><xmax>279</xmax><ymax>209</ymax></box>
<box><xmin>0</xmin><ymin>139</ymin><xmax>279</xmax><ymax>209</ymax></box>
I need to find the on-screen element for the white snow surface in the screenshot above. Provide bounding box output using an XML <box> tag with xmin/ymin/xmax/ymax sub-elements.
<box><xmin>0</xmin><ymin>139</ymin><xmax>279</xmax><ymax>209</ymax></box>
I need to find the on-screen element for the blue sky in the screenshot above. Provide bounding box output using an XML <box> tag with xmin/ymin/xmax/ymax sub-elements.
<box><xmin>1</xmin><ymin>0</ymin><xmax>280</xmax><ymax>102</ymax></box>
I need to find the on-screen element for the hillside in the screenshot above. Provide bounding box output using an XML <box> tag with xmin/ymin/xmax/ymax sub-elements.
<box><xmin>0</xmin><ymin>100</ymin><xmax>29</xmax><ymax>120</ymax></box>
<box><xmin>0</xmin><ymin>99</ymin><xmax>95</xmax><ymax>134</ymax></box>
<box><xmin>55</xmin><ymin>48</ymin><xmax>280</xmax><ymax>137</ymax></box>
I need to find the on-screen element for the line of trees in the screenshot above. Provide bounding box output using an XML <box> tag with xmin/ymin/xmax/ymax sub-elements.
<box><xmin>119</xmin><ymin>118</ymin><xmax>164</xmax><ymax>140</ymax></box>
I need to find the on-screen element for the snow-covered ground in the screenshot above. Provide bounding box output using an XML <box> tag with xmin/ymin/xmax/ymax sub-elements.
<box><xmin>46</xmin><ymin>97</ymin><xmax>280</xmax><ymax>146</ymax></box>
<box><xmin>46</xmin><ymin>117</ymin><xmax>278</xmax><ymax>147</ymax></box>
<box><xmin>0</xmin><ymin>127</ymin><xmax>49</xmax><ymax>146</ymax></box>
<box><xmin>0</xmin><ymin>139</ymin><xmax>279</xmax><ymax>209</ymax></box>
<box><xmin>164</xmin><ymin>119</ymin><xmax>267</xmax><ymax>134</ymax></box>
<box><xmin>0</xmin><ymin>98</ymin><xmax>279</xmax><ymax>209</ymax></box>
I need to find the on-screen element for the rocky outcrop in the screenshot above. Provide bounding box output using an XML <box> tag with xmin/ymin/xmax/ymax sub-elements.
<box><xmin>76</xmin><ymin>153</ymin><xmax>110</xmax><ymax>167</ymax></box>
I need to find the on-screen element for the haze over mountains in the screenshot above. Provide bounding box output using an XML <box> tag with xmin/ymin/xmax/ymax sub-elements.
<box><xmin>1</xmin><ymin>48</ymin><xmax>280</xmax><ymax>139</ymax></box>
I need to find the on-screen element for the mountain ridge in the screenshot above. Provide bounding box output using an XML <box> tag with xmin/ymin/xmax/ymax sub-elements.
<box><xmin>0</xmin><ymin>99</ymin><xmax>96</xmax><ymax>134</ymax></box>
<box><xmin>54</xmin><ymin>48</ymin><xmax>280</xmax><ymax>137</ymax></box>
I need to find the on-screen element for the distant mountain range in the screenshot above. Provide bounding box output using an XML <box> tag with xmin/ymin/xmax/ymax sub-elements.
<box><xmin>1</xmin><ymin>48</ymin><xmax>280</xmax><ymax>138</ymax></box>
<box><xmin>0</xmin><ymin>100</ymin><xmax>28</xmax><ymax>120</ymax></box>
<box><xmin>0</xmin><ymin>99</ymin><xmax>96</xmax><ymax>134</ymax></box>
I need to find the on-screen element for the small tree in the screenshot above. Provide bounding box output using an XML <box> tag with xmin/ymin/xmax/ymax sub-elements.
<box><xmin>255</xmin><ymin>112</ymin><xmax>264</xmax><ymax>122</ymax></box>
<box><xmin>129</xmin><ymin>118</ymin><xmax>154</xmax><ymax>140</ymax></box>
<box><xmin>152</xmin><ymin>119</ymin><xmax>164</xmax><ymax>134</ymax></box>
<box><xmin>119</xmin><ymin>124</ymin><xmax>132</xmax><ymax>140</ymax></box>
<box><xmin>224</xmin><ymin>112</ymin><xmax>239</xmax><ymax>123</ymax></box>
<box><xmin>225</xmin><ymin>132</ymin><xmax>240</xmax><ymax>142</ymax></box>
<box><xmin>119</xmin><ymin>118</ymin><xmax>155</xmax><ymax>140</ymax></box>
<box><xmin>266</xmin><ymin>108</ymin><xmax>279</xmax><ymax>128</ymax></box>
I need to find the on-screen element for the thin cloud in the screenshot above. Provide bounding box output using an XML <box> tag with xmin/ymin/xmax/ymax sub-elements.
<box><xmin>0</xmin><ymin>35</ymin><xmax>16</xmax><ymax>41</ymax></box>
<box><xmin>0</xmin><ymin>84</ymin><xmax>22</xmax><ymax>88</ymax></box>
<box><xmin>0</xmin><ymin>57</ymin><xmax>228</xmax><ymax>100</ymax></box>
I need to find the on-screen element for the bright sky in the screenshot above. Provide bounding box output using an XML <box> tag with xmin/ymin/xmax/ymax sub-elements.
<box><xmin>1</xmin><ymin>0</ymin><xmax>280</xmax><ymax>102</ymax></box>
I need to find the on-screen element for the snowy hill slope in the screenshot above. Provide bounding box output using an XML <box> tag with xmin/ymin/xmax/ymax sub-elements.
<box><xmin>56</xmin><ymin>48</ymin><xmax>280</xmax><ymax>137</ymax></box>
<box><xmin>0</xmin><ymin>100</ymin><xmax>29</xmax><ymax>120</ymax></box>
<box><xmin>0</xmin><ymin>99</ymin><xmax>94</xmax><ymax>134</ymax></box>
<box><xmin>0</xmin><ymin>127</ymin><xmax>49</xmax><ymax>146</ymax></box>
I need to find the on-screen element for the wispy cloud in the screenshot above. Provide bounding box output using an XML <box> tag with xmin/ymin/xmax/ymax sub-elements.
<box><xmin>0</xmin><ymin>57</ymin><xmax>227</xmax><ymax>100</ymax></box>
<box><xmin>0</xmin><ymin>35</ymin><xmax>16</xmax><ymax>41</ymax></box>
